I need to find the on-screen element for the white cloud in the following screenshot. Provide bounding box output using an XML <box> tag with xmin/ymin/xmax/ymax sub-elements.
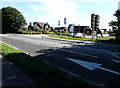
<box><xmin>2</xmin><ymin>0</ymin><xmax>118</xmax><ymax>29</ymax></box>
<box><xmin>28</xmin><ymin>0</ymin><xmax>82</xmax><ymax>27</ymax></box>
<box><xmin>29</xmin><ymin>5</ymin><xmax>40</xmax><ymax>11</ymax></box>
<box><xmin>2</xmin><ymin>0</ymin><xmax>119</xmax><ymax>2</ymax></box>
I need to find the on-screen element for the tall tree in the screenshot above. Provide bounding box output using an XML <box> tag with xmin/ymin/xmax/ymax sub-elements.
<box><xmin>114</xmin><ymin>9</ymin><xmax>120</xmax><ymax>29</ymax></box>
<box><xmin>114</xmin><ymin>9</ymin><xmax>120</xmax><ymax>40</ymax></box>
<box><xmin>108</xmin><ymin>21</ymin><xmax>117</xmax><ymax>32</ymax></box>
<box><xmin>2</xmin><ymin>6</ymin><xmax>26</xmax><ymax>33</ymax></box>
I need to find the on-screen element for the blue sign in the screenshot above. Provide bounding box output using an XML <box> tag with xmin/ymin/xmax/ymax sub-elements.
<box><xmin>58</xmin><ymin>20</ymin><xmax>60</xmax><ymax>26</ymax></box>
<box><xmin>46</xmin><ymin>22</ymin><xmax>48</xmax><ymax>26</ymax></box>
<box><xmin>26</xmin><ymin>23</ymin><xmax>27</xmax><ymax>26</ymax></box>
<box><xmin>64</xmin><ymin>18</ymin><xmax>66</xmax><ymax>25</ymax></box>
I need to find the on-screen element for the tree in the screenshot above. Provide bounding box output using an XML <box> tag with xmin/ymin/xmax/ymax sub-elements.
<box><xmin>114</xmin><ymin>9</ymin><xmax>120</xmax><ymax>29</ymax></box>
<box><xmin>114</xmin><ymin>9</ymin><xmax>120</xmax><ymax>40</ymax></box>
<box><xmin>2</xmin><ymin>6</ymin><xmax>26</xmax><ymax>33</ymax></box>
<box><xmin>108</xmin><ymin>21</ymin><xmax>117</xmax><ymax>32</ymax></box>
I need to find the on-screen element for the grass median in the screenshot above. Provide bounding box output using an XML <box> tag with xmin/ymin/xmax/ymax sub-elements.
<box><xmin>0</xmin><ymin>42</ymin><xmax>97</xmax><ymax>88</ymax></box>
<box><xmin>49</xmin><ymin>35</ymin><xmax>119</xmax><ymax>44</ymax></box>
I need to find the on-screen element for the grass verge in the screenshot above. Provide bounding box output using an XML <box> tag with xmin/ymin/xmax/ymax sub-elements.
<box><xmin>0</xmin><ymin>42</ymin><xmax>96</xmax><ymax>88</ymax></box>
<box><xmin>49</xmin><ymin>35</ymin><xmax>119</xmax><ymax>44</ymax></box>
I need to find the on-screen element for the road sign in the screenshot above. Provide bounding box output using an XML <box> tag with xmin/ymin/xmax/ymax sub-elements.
<box><xmin>26</xmin><ymin>23</ymin><xmax>27</xmax><ymax>26</ymax></box>
<box><xmin>46</xmin><ymin>22</ymin><xmax>48</xmax><ymax>26</ymax></box>
<box><xmin>64</xmin><ymin>18</ymin><xmax>67</xmax><ymax>25</ymax></box>
<box><xmin>58</xmin><ymin>20</ymin><xmax>60</xmax><ymax>26</ymax></box>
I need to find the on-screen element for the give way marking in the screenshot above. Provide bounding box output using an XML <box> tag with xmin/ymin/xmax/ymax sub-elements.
<box><xmin>66</xmin><ymin>58</ymin><xmax>120</xmax><ymax>75</ymax></box>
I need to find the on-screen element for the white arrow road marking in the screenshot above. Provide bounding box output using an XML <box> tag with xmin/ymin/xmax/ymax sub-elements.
<box><xmin>66</xmin><ymin>58</ymin><xmax>120</xmax><ymax>75</ymax></box>
<box><xmin>66</xmin><ymin>58</ymin><xmax>101</xmax><ymax>70</ymax></box>
<box><xmin>111</xmin><ymin>59</ymin><xmax>120</xmax><ymax>64</ymax></box>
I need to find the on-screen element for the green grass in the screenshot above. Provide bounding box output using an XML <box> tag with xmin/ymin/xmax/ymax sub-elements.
<box><xmin>49</xmin><ymin>35</ymin><xmax>119</xmax><ymax>44</ymax></box>
<box><xmin>0</xmin><ymin>42</ymin><xmax>96</xmax><ymax>88</ymax></box>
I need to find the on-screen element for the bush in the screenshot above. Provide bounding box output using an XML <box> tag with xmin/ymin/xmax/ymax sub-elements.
<box><xmin>57</xmin><ymin>32</ymin><xmax>60</xmax><ymax>35</ymax></box>
<box><xmin>43</xmin><ymin>31</ymin><xmax>51</xmax><ymax>34</ymax></box>
<box><xmin>49</xmin><ymin>32</ymin><xmax>55</xmax><ymax>35</ymax></box>
<box><xmin>107</xmin><ymin>31</ymin><xmax>113</xmax><ymax>34</ymax></box>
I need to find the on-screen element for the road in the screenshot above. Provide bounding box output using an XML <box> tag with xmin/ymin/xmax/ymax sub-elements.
<box><xmin>0</xmin><ymin>34</ymin><xmax>120</xmax><ymax>88</ymax></box>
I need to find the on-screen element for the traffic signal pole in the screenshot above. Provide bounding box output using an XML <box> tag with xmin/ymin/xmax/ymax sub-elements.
<box><xmin>92</xmin><ymin>28</ymin><xmax>94</xmax><ymax>40</ymax></box>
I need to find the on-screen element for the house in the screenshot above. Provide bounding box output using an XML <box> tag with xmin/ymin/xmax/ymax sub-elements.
<box><xmin>54</xmin><ymin>27</ymin><xmax>68</xmax><ymax>34</ymax></box>
<box><xmin>84</xmin><ymin>27</ymin><xmax>92</xmax><ymax>35</ymax></box>
<box><xmin>68</xmin><ymin>24</ymin><xmax>92</xmax><ymax>35</ymax></box>
<box><xmin>33</xmin><ymin>22</ymin><xmax>51</xmax><ymax>31</ymax></box>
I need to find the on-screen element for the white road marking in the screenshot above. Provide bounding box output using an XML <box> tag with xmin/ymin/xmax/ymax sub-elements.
<box><xmin>111</xmin><ymin>59</ymin><xmax>120</xmax><ymax>64</ymax></box>
<box><xmin>45</xmin><ymin>61</ymin><xmax>50</xmax><ymax>64</ymax></box>
<box><xmin>59</xmin><ymin>68</ymin><xmax>101</xmax><ymax>87</ymax></box>
<box><xmin>73</xmin><ymin>46</ymin><xmax>120</xmax><ymax>58</ymax></box>
<box><xmin>66</xmin><ymin>58</ymin><xmax>120</xmax><ymax>75</ymax></box>
<box><xmin>102</xmin><ymin>50</ymin><xmax>120</xmax><ymax>58</ymax></box>
<box><xmin>66</xmin><ymin>58</ymin><xmax>101</xmax><ymax>70</ymax></box>
<box><xmin>98</xmin><ymin>67</ymin><xmax>120</xmax><ymax>75</ymax></box>
<box><xmin>60</xmin><ymin>49</ymin><xmax>98</xmax><ymax>58</ymax></box>
<box><xmin>0</xmin><ymin>41</ymin><xmax>29</xmax><ymax>55</ymax></box>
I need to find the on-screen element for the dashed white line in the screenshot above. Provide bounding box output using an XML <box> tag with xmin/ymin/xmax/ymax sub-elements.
<box><xmin>59</xmin><ymin>48</ymin><xmax>98</xmax><ymax>58</ymax></box>
<box><xmin>102</xmin><ymin>50</ymin><xmax>120</xmax><ymax>58</ymax></box>
<box><xmin>111</xmin><ymin>59</ymin><xmax>120</xmax><ymax>64</ymax></box>
<box><xmin>73</xmin><ymin>46</ymin><xmax>120</xmax><ymax>58</ymax></box>
<box><xmin>59</xmin><ymin>67</ymin><xmax>102</xmax><ymax>87</ymax></box>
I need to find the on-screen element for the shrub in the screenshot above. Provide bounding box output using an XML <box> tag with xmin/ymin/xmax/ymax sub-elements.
<box><xmin>57</xmin><ymin>32</ymin><xmax>60</xmax><ymax>35</ymax></box>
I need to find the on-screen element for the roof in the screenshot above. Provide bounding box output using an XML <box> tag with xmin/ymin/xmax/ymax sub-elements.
<box><xmin>38</xmin><ymin>22</ymin><xmax>45</xmax><ymax>27</ymax></box>
<box><xmin>33</xmin><ymin>22</ymin><xmax>45</xmax><ymax>27</ymax></box>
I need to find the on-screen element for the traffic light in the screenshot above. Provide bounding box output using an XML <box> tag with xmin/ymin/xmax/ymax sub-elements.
<box><xmin>95</xmin><ymin>15</ymin><xmax>100</xmax><ymax>31</ymax></box>
<box><xmin>91</xmin><ymin>14</ymin><xmax>100</xmax><ymax>31</ymax></box>
<box><xmin>64</xmin><ymin>18</ymin><xmax>67</xmax><ymax>25</ymax></box>
<box><xmin>91</xmin><ymin>14</ymin><xmax>95</xmax><ymax>30</ymax></box>
<box><xmin>91</xmin><ymin>13</ymin><xmax>100</xmax><ymax>40</ymax></box>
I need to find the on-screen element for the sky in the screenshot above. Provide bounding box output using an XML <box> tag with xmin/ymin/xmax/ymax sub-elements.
<box><xmin>0</xmin><ymin>0</ymin><xmax>120</xmax><ymax>30</ymax></box>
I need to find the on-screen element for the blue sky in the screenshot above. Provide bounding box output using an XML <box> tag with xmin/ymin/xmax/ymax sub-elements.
<box><xmin>1</xmin><ymin>0</ymin><xmax>119</xmax><ymax>29</ymax></box>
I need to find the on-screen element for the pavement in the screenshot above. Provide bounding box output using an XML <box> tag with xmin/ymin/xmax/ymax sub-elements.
<box><xmin>1</xmin><ymin>54</ymin><xmax>37</xmax><ymax>88</ymax></box>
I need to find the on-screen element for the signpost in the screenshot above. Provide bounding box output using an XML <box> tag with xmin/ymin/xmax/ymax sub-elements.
<box><xmin>64</xmin><ymin>18</ymin><xmax>66</xmax><ymax>25</ymax></box>
<box><xmin>64</xmin><ymin>18</ymin><xmax>67</xmax><ymax>33</ymax></box>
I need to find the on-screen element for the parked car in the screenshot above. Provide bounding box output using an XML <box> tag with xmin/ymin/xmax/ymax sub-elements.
<box><xmin>73</xmin><ymin>33</ymin><xmax>83</xmax><ymax>38</ymax></box>
<box><xmin>68</xmin><ymin>33</ymin><xmax>74</xmax><ymax>37</ymax></box>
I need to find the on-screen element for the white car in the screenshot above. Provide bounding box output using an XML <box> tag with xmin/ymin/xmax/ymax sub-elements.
<box><xmin>73</xmin><ymin>33</ymin><xmax>83</xmax><ymax>38</ymax></box>
<box><xmin>68</xmin><ymin>33</ymin><xmax>74</xmax><ymax>36</ymax></box>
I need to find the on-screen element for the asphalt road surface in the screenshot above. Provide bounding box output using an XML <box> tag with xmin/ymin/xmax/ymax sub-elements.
<box><xmin>0</xmin><ymin>34</ymin><xmax>120</xmax><ymax>88</ymax></box>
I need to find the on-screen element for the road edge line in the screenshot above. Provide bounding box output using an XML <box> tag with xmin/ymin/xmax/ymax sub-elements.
<box><xmin>0</xmin><ymin>41</ymin><xmax>38</xmax><ymax>88</ymax></box>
